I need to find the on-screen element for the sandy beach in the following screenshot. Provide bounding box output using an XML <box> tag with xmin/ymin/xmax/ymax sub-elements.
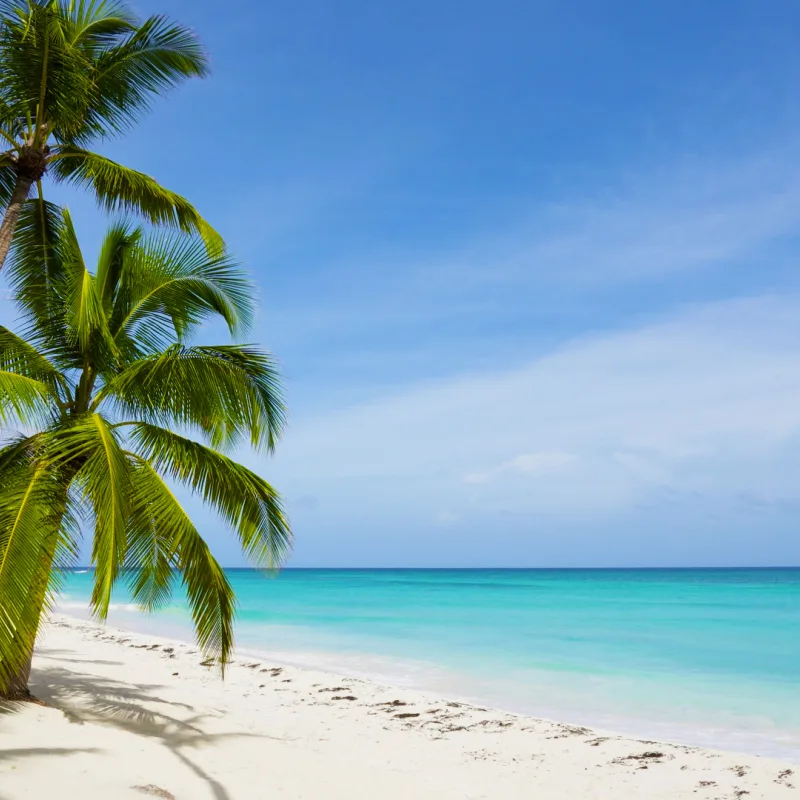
<box><xmin>0</xmin><ymin>616</ymin><xmax>794</xmax><ymax>799</ymax></box>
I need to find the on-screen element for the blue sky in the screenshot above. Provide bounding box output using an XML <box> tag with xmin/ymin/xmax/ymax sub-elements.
<box><xmin>4</xmin><ymin>0</ymin><xmax>800</xmax><ymax>566</ymax></box>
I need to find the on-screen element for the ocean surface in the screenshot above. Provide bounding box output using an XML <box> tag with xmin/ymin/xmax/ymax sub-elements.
<box><xmin>57</xmin><ymin>568</ymin><xmax>800</xmax><ymax>760</ymax></box>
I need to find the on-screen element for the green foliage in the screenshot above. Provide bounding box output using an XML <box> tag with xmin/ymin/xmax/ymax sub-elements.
<box><xmin>0</xmin><ymin>207</ymin><xmax>290</xmax><ymax>689</ymax></box>
<box><xmin>126</xmin><ymin>457</ymin><xmax>234</xmax><ymax>663</ymax></box>
<box><xmin>0</xmin><ymin>433</ymin><xmax>80</xmax><ymax>685</ymax></box>
<box><xmin>131</xmin><ymin>424</ymin><xmax>291</xmax><ymax>568</ymax></box>
<box><xmin>0</xmin><ymin>0</ymin><xmax>219</xmax><ymax>263</ymax></box>
<box><xmin>100</xmin><ymin>345</ymin><xmax>285</xmax><ymax>452</ymax></box>
<box><xmin>0</xmin><ymin>0</ymin><xmax>207</xmax><ymax>140</ymax></box>
<box><xmin>50</xmin><ymin>150</ymin><xmax>223</xmax><ymax>253</ymax></box>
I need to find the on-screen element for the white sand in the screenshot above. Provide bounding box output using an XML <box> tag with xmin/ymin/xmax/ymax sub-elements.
<box><xmin>0</xmin><ymin>615</ymin><xmax>796</xmax><ymax>799</ymax></box>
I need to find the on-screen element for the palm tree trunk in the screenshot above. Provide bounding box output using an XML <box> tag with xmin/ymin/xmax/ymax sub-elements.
<box><xmin>2</xmin><ymin>654</ymin><xmax>33</xmax><ymax>700</ymax></box>
<box><xmin>0</xmin><ymin>174</ymin><xmax>34</xmax><ymax>274</ymax></box>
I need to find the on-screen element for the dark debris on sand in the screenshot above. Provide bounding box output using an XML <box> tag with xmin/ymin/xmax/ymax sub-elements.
<box><xmin>133</xmin><ymin>785</ymin><xmax>175</xmax><ymax>799</ymax></box>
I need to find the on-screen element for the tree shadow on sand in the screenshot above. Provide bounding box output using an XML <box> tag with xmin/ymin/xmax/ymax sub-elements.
<box><xmin>30</xmin><ymin>665</ymin><xmax>269</xmax><ymax>800</ymax></box>
<box><xmin>35</xmin><ymin>648</ymin><xmax>125</xmax><ymax>667</ymax></box>
<box><xmin>0</xmin><ymin>746</ymin><xmax>101</xmax><ymax>761</ymax></box>
<box><xmin>0</xmin><ymin>732</ymin><xmax>102</xmax><ymax>799</ymax></box>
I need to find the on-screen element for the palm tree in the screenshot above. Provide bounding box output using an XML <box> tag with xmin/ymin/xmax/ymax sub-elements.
<box><xmin>0</xmin><ymin>200</ymin><xmax>290</xmax><ymax>698</ymax></box>
<box><xmin>0</xmin><ymin>0</ymin><xmax>220</xmax><ymax>274</ymax></box>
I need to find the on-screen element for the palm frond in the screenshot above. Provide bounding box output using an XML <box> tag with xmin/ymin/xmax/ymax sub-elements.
<box><xmin>0</xmin><ymin>326</ymin><xmax>69</xmax><ymax>399</ymax></box>
<box><xmin>94</xmin><ymin>217</ymin><xmax>139</xmax><ymax>311</ymax></box>
<box><xmin>97</xmin><ymin>345</ymin><xmax>285</xmax><ymax>451</ymax></box>
<box><xmin>0</xmin><ymin>449</ymin><xmax>79</xmax><ymax>691</ymax></box>
<box><xmin>58</xmin><ymin>208</ymin><xmax>117</xmax><ymax>366</ymax></box>
<box><xmin>6</xmin><ymin>197</ymin><xmax>66</xmax><ymax>333</ymax></box>
<box><xmin>0</xmin><ymin>460</ymin><xmax>52</xmax><ymax>688</ymax></box>
<box><xmin>0</xmin><ymin>162</ymin><xmax>16</xmax><ymax>208</ymax></box>
<box><xmin>69</xmin><ymin>238</ymin><xmax>103</xmax><ymax>352</ymax></box>
<box><xmin>65</xmin><ymin>414</ymin><xmax>131</xmax><ymax>618</ymax></box>
<box><xmin>109</xmin><ymin>230</ymin><xmax>253</xmax><ymax>354</ymax></box>
<box><xmin>0</xmin><ymin>0</ymin><xmax>96</xmax><ymax>140</ymax></box>
<box><xmin>50</xmin><ymin>148</ymin><xmax>222</xmax><ymax>253</ymax></box>
<box><xmin>130</xmin><ymin>424</ymin><xmax>292</xmax><ymax>569</ymax></box>
<box><xmin>126</xmin><ymin>454</ymin><xmax>235</xmax><ymax>667</ymax></box>
<box><xmin>0</xmin><ymin>433</ymin><xmax>42</xmax><ymax>474</ymax></box>
<box><xmin>0</xmin><ymin>369</ymin><xmax>57</xmax><ymax>427</ymax></box>
<box><xmin>88</xmin><ymin>14</ymin><xmax>207</xmax><ymax>135</ymax></box>
<box><xmin>123</xmin><ymin>454</ymin><xmax>176</xmax><ymax>612</ymax></box>
<box><xmin>59</xmin><ymin>0</ymin><xmax>136</xmax><ymax>47</ymax></box>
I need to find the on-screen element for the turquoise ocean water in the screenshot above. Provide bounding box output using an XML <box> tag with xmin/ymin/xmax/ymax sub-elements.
<box><xmin>58</xmin><ymin>568</ymin><xmax>800</xmax><ymax>760</ymax></box>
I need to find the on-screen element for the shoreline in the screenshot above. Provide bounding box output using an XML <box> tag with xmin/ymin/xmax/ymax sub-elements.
<box><xmin>54</xmin><ymin>604</ymin><xmax>800</xmax><ymax>761</ymax></box>
<box><xmin>0</xmin><ymin>615</ymin><xmax>795</xmax><ymax>799</ymax></box>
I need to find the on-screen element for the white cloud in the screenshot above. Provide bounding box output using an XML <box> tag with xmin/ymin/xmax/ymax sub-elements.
<box><xmin>464</xmin><ymin>451</ymin><xmax>577</xmax><ymax>484</ymax></box>
<box><xmin>256</xmin><ymin>141</ymin><xmax>800</xmax><ymax>369</ymax></box>
<box><xmin>429</xmin><ymin>144</ymin><xmax>800</xmax><ymax>289</ymax></box>
<box><xmin>270</xmin><ymin>293</ymin><xmax>800</xmax><ymax>519</ymax></box>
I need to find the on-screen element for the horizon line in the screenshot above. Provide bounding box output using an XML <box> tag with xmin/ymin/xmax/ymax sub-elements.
<box><xmin>63</xmin><ymin>565</ymin><xmax>800</xmax><ymax>571</ymax></box>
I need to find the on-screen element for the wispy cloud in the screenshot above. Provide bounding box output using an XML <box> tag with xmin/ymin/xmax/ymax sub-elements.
<box><xmin>260</xmin><ymin>140</ymin><xmax>800</xmax><ymax>389</ymax></box>
<box><xmin>463</xmin><ymin>452</ymin><xmax>578</xmax><ymax>484</ymax></box>
<box><xmin>270</xmin><ymin>293</ymin><xmax>800</xmax><ymax>522</ymax></box>
<box><xmin>457</xmin><ymin>145</ymin><xmax>800</xmax><ymax>286</ymax></box>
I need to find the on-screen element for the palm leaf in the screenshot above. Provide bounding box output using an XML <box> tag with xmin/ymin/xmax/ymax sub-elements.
<box><xmin>59</xmin><ymin>0</ymin><xmax>136</xmax><ymax>47</ymax></box>
<box><xmin>123</xmin><ymin>455</ymin><xmax>177</xmax><ymax>612</ymax></box>
<box><xmin>6</xmin><ymin>198</ymin><xmax>66</xmax><ymax>331</ymax></box>
<box><xmin>94</xmin><ymin>217</ymin><xmax>139</xmax><ymax>311</ymax></box>
<box><xmin>0</xmin><ymin>433</ymin><xmax>42</xmax><ymax>474</ymax></box>
<box><xmin>0</xmin><ymin>161</ymin><xmax>15</xmax><ymax>208</ymax></box>
<box><xmin>97</xmin><ymin>345</ymin><xmax>285</xmax><ymax>451</ymax></box>
<box><xmin>62</xmin><ymin>413</ymin><xmax>131</xmax><ymax>619</ymax></box>
<box><xmin>0</xmin><ymin>0</ymin><xmax>96</xmax><ymax>141</ymax></box>
<box><xmin>0</xmin><ymin>369</ymin><xmax>57</xmax><ymax>427</ymax></box>
<box><xmin>50</xmin><ymin>148</ymin><xmax>222</xmax><ymax>253</ymax></box>
<box><xmin>130</xmin><ymin>423</ymin><xmax>291</xmax><ymax>569</ymax></box>
<box><xmin>0</xmin><ymin>461</ymin><xmax>52</xmax><ymax>688</ymax></box>
<box><xmin>6</xmin><ymin>199</ymin><xmax>86</xmax><ymax>369</ymax></box>
<box><xmin>0</xmin><ymin>448</ymin><xmax>79</xmax><ymax>690</ymax></box>
<box><xmin>126</xmin><ymin>454</ymin><xmax>235</xmax><ymax>667</ymax></box>
<box><xmin>109</xmin><ymin>230</ymin><xmax>253</xmax><ymax>353</ymax></box>
<box><xmin>57</xmin><ymin>208</ymin><xmax>117</xmax><ymax>368</ymax></box>
<box><xmin>0</xmin><ymin>326</ymin><xmax>69</xmax><ymax>399</ymax></box>
<box><xmin>88</xmin><ymin>13</ymin><xmax>207</xmax><ymax>136</ymax></box>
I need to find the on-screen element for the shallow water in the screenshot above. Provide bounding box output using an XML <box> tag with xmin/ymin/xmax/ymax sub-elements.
<box><xmin>58</xmin><ymin>567</ymin><xmax>800</xmax><ymax>759</ymax></box>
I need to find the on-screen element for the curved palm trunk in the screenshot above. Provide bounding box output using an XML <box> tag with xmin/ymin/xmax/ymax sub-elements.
<box><xmin>0</xmin><ymin>174</ymin><xmax>34</xmax><ymax>274</ymax></box>
<box><xmin>2</xmin><ymin>654</ymin><xmax>33</xmax><ymax>700</ymax></box>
